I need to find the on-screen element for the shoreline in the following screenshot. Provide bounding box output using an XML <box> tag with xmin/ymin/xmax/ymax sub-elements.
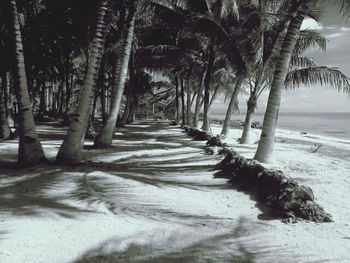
<box><xmin>207</xmin><ymin>116</ymin><xmax>350</xmax><ymax>141</ymax></box>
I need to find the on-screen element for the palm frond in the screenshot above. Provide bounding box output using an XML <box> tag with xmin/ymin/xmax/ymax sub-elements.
<box><xmin>294</xmin><ymin>29</ymin><xmax>327</xmax><ymax>55</ymax></box>
<box><xmin>338</xmin><ymin>0</ymin><xmax>350</xmax><ymax>20</ymax></box>
<box><xmin>285</xmin><ymin>66</ymin><xmax>350</xmax><ymax>93</ymax></box>
<box><xmin>290</xmin><ymin>55</ymin><xmax>318</xmax><ymax>69</ymax></box>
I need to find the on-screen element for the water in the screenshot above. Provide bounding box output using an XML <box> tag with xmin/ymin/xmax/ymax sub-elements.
<box><xmin>211</xmin><ymin>112</ymin><xmax>350</xmax><ymax>139</ymax></box>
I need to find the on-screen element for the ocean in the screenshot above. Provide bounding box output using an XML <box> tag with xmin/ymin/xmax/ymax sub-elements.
<box><xmin>211</xmin><ymin>112</ymin><xmax>350</xmax><ymax>139</ymax></box>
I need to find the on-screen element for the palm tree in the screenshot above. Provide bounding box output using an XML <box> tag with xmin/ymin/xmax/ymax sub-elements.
<box><xmin>56</xmin><ymin>0</ymin><xmax>111</xmax><ymax>163</ymax></box>
<box><xmin>254</xmin><ymin>1</ymin><xmax>311</xmax><ymax>163</ymax></box>
<box><xmin>240</xmin><ymin>29</ymin><xmax>328</xmax><ymax>144</ymax></box>
<box><xmin>8</xmin><ymin>0</ymin><xmax>46</xmax><ymax>166</ymax></box>
<box><xmin>94</xmin><ymin>0</ymin><xmax>137</xmax><ymax>148</ymax></box>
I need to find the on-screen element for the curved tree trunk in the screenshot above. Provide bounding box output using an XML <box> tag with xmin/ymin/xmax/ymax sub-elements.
<box><xmin>94</xmin><ymin>5</ymin><xmax>136</xmax><ymax>148</ymax></box>
<box><xmin>0</xmin><ymin>73</ymin><xmax>11</xmax><ymax>140</ymax></box>
<box><xmin>9</xmin><ymin>0</ymin><xmax>46</xmax><ymax>166</ymax></box>
<box><xmin>201</xmin><ymin>44</ymin><xmax>215</xmax><ymax>132</ymax></box>
<box><xmin>240</xmin><ymin>94</ymin><xmax>257</xmax><ymax>144</ymax></box>
<box><xmin>221</xmin><ymin>78</ymin><xmax>243</xmax><ymax>137</ymax></box>
<box><xmin>254</xmin><ymin>10</ymin><xmax>306</xmax><ymax>163</ymax></box>
<box><xmin>56</xmin><ymin>0</ymin><xmax>110</xmax><ymax>163</ymax></box>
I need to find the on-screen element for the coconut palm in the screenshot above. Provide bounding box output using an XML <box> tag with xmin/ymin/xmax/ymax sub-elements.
<box><xmin>6</xmin><ymin>0</ymin><xmax>46</xmax><ymax>166</ymax></box>
<box><xmin>240</xmin><ymin>29</ymin><xmax>329</xmax><ymax>144</ymax></box>
<box><xmin>56</xmin><ymin>0</ymin><xmax>111</xmax><ymax>163</ymax></box>
<box><xmin>94</xmin><ymin>0</ymin><xmax>137</xmax><ymax>148</ymax></box>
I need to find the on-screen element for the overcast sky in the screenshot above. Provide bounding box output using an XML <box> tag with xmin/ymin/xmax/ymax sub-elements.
<box><xmin>213</xmin><ymin>3</ymin><xmax>350</xmax><ymax>114</ymax></box>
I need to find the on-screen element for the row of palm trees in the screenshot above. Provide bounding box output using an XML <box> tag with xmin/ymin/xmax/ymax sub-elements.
<box><xmin>0</xmin><ymin>0</ymin><xmax>349</xmax><ymax>167</ymax></box>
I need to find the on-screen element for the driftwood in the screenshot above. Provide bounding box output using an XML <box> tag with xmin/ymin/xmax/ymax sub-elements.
<box><xmin>215</xmin><ymin>149</ymin><xmax>333</xmax><ymax>223</ymax></box>
<box><xmin>182</xmin><ymin>126</ymin><xmax>211</xmax><ymax>141</ymax></box>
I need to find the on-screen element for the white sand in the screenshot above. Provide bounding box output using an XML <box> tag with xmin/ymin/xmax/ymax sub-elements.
<box><xmin>0</xmin><ymin>121</ymin><xmax>349</xmax><ymax>262</ymax></box>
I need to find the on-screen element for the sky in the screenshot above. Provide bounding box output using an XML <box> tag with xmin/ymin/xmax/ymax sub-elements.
<box><xmin>213</xmin><ymin>3</ymin><xmax>350</xmax><ymax>114</ymax></box>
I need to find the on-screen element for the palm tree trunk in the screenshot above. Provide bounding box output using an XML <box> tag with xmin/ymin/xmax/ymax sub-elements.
<box><xmin>193</xmin><ymin>86</ymin><xmax>203</xmax><ymax>128</ymax></box>
<box><xmin>221</xmin><ymin>77</ymin><xmax>243</xmax><ymax>137</ymax></box>
<box><xmin>175</xmin><ymin>76</ymin><xmax>179</xmax><ymax>123</ymax></box>
<box><xmin>240</xmin><ymin>94</ymin><xmax>257</xmax><ymax>144</ymax></box>
<box><xmin>209</xmin><ymin>85</ymin><xmax>220</xmax><ymax>109</ymax></box>
<box><xmin>186</xmin><ymin>76</ymin><xmax>192</xmax><ymax>127</ymax></box>
<box><xmin>118</xmin><ymin>93</ymin><xmax>132</xmax><ymax>127</ymax></box>
<box><xmin>94</xmin><ymin>5</ymin><xmax>136</xmax><ymax>148</ymax></box>
<box><xmin>56</xmin><ymin>0</ymin><xmax>110</xmax><ymax>163</ymax></box>
<box><xmin>201</xmin><ymin>44</ymin><xmax>215</xmax><ymax>132</ymax></box>
<box><xmin>254</xmin><ymin>10</ymin><xmax>306</xmax><ymax>163</ymax></box>
<box><xmin>9</xmin><ymin>0</ymin><xmax>46</xmax><ymax>165</ymax></box>
<box><xmin>180</xmin><ymin>78</ymin><xmax>186</xmax><ymax>126</ymax></box>
<box><xmin>193</xmin><ymin>68</ymin><xmax>206</xmax><ymax>128</ymax></box>
<box><xmin>0</xmin><ymin>73</ymin><xmax>11</xmax><ymax>140</ymax></box>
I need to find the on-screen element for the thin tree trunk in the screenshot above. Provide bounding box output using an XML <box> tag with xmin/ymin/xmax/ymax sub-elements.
<box><xmin>127</xmin><ymin>96</ymin><xmax>137</xmax><ymax>124</ymax></box>
<box><xmin>193</xmin><ymin>67</ymin><xmax>206</xmax><ymax>128</ymax></box>
<box><xmin>240</xmin><ymin>94</ymin><xmax>257</xmax><ymax>144</ymax></box>
<box><xmin>186</xmin><ymin>75</ymin><xmax>192</xmax><ymax>127</ymax></box>
<box><xmin>175</xmin><ymin>76</ymin><xmax>179</xmax><ymax>123</ymax></box>
<box><xmin>201</xmin><ymin>44</ymin><xmax>215</xmax><ymax>132</ymax></box>
<box><xmin>221</xmin><ymin>77</ymin><xmax>243</xmax><ymax>137</ymax></box>
<box><xmin>0</xmin><ymin>73</ymin><xmax>11</xmax><ymax>140</ymax></box>
<box><xmin>254</xmin><ymin>10</ymin><xmax>306</xmax><ymax>163</ymax></box>
<box><xmin>190</xmin><ymin>90</ymin><xmax>197</xmax><ymax>108</ymax></box>
<box><xmin>180</xmin><ymin>78</ymin><xmax>186</xmax><ymax>126</ymax></box>
<box><xmin>209</xmin><ymin>85</ymin><xmax>220</xmax><ymax>109</ymax></box>
<box><xmin>9</xmin><ymin>0</ymin><xmax>46</xmax><ymax>166</ymax></box>
<box><xmin>56</xmin><ymin>0</ymin><xmax>110</xmax><ymax>163</ymax></box>
<box><xmin>94</xmin><ymin>4</ymin><xmax>136</xmax><ymax>148</ymax></box>
<box><xmin>118</xmin><ymin>93</ymin><xmax>132</xmax><ymax>127</ymax></box>
<box><xmin>100</xmin><ymin>86</ymin><xmax>107</xmax><ymax>124</ymax></box>
<box><xmin>85</xmin><ymin>117</ymin><xmax>96</xmax><ymax>140</ymax></box>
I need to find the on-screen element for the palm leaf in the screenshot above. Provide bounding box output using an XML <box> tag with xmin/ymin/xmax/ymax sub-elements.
<box><xmin>294</xmin><ymin>29</ymin><xmax>327</xmax><ymax>55</ymax></box>
<box><xmin>285</xmin><ymin>66</ymin><xmax>350</xmax><ymax>93</ymax></box>
<box><xmin>289</xmin><ymin>55</ymin><xmax>318</xmax><ymax>69</ymax></box>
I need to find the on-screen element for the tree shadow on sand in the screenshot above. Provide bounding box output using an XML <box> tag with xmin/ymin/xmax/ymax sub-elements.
<box><xmin>71</xmin><ymin>216</ymin><xmax>313</xmax><ymax>263</ymax></box>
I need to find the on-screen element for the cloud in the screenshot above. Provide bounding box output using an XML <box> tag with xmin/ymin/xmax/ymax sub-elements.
<box><xmin>340</xmin><ymin>27</ymin><xmax>350</xmax><ymax>32</ymax></box>
<box><xmin>301</xmin><ymin>18</ymin><xmax>324</xmax><ymax>31</ymax></box>
<box><xmin>326</xmin><ymin>33</ymin><xmax>343</xmax><ymax>38</ymax></box>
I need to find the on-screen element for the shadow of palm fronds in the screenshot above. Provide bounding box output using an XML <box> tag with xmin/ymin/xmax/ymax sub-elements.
<box><xmin>71</xmin><ymin>217</ymin><xmax>303</xmax><ymax>263</ymax></box>
<box><xmin>0</xmin><ymin>168</ymin><xmax>92</xmax><ymax>218</ymax></box>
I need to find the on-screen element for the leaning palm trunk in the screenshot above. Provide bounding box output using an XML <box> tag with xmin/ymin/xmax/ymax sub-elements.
<box><xmin>56</xmin><ymin>0</ymin><xmax>110</xmax><ymax>163</ymax></box>
<box><xmin>221</xmin><ymin>78</ymin><xmax>243</xmax><ymax>137</ymax></box>
<box><xmin>221</xmin><ymin>77</ymin><xmax>243</xmax><ymax>136</ymax></box>
<box><xmin>201</xmin><ymin>45</ymin><xmax>215</xmax><ymax>132</ymax></box>
<box><xmin>0</xmin><ymin>73</ymin><xmax>11</xmax><ymax>140</ymax></box>
<box><xmin>9</xmin><ymin>0</ymin><xmax>45</xmax><ymax>165</ymax></box>
<box><xmin>94</xmin><ymin>7</ymin><xmax>136</xmax><ymax>148</ymax></box>
<box><xmin>240</xmin><ymin>94</ymin><xmax>257</xmax><ymax>144</ymax></box>
<box><xmin>254</xmin><ymin>10</ymin><xmax>306</xmax><ymax>163</ymax></box>
<box><xmin>209</xmin><ymin>84</ymin><xmax>220</xmax><ymax>109</ymax></box>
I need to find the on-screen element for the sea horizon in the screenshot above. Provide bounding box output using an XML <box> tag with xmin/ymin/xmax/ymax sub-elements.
<box><xmin>210</xmin><ymin>111</ymin><xmax>350</xmax><ymax>139</ymax></box>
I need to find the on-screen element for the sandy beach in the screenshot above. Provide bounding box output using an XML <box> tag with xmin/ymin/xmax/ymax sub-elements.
<box><xmin>0</xmin><ymin>121</ymin><xmax>349</xmax><ymax>262</ymax></box>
